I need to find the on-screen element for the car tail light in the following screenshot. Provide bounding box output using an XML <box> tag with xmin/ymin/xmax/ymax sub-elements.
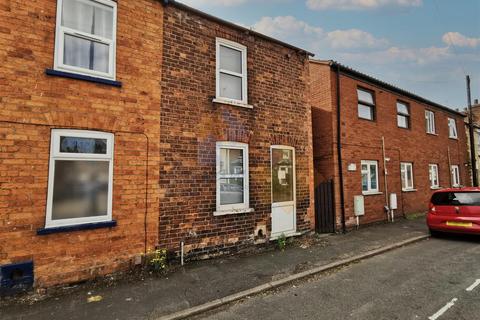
<box><xmin>428</xmin><ymin>203</ymin><xmax>436</xmax><ymax>214</ymax></box>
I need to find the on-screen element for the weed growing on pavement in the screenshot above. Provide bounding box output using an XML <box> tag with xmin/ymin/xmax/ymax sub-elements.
<box><xmin>277</xmin><ymin>234</ymin><xmax>287</xmax><ymax>251</ymax></box>
<box><xmin>147</xmin><ymin>248</ymin><xmax>168</xmax><ymax>272</ymax></box>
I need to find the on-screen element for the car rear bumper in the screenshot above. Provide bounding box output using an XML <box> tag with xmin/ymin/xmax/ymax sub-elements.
<box><xmin>427</xmin><ymin>213</ymin><xmax>480</xmax><ymax>234</ymax></box>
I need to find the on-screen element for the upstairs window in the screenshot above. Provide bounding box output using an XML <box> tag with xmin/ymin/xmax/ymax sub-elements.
<box><xmin>425</xmin><ymin>110</ymin><xmax>436</xmax><ymax>134</ymax></box>
<box><xmin>357</xmin><ymin>88</ymin><xmax>375</xmax><ymax>121</ymax></box>
<box><xmin>216</xmin><ymin>38</ymin><xmax>248</xmax><ymax>105</ymax></box>
<box><xmin>448</xmin><ymin>118</ymin><xmax>458</xmax><ymax>139</ymax></box>
<box><xmin>397</xmin><ymin>101</ymin><xmax>410</xmax><ymax>129</ymax></box>
<box><xmin>361</xmin><ymin>160</ymin><xmax>379</xmax><ymax>194</ymax></box>
<box><xmin>451</xmin><ymin>165</ymin><xmax>460</xmax><ymax>187</ymax></box>
<box><xmin>54</xmin><ymin>0</ymin><xmax>117</xmax><ymax>79</ymax></box>
<box><xmin>215</xmin><ymin>142</ymin><xmax>249</xmax><ymax>214</ymax></box>
<box><xmin>429</xmin><ymin>164</ymin><xmax>439</xmax><ymax>189</ymax></box>
<box><xmin>46</xmin><ymin>130</ymin><xmax>114</xmax><ymax>228</ymax></box>
<box><xmin>401</xmin><ymin>162</ymin><xmax>414</xmax><ymax>191</ymax></box>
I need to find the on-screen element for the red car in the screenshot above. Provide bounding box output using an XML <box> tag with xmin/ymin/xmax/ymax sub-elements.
<box><xmin>427</xmin><ymin>187</ymin><xmax>480</xmax><ymax>235</ymax></box>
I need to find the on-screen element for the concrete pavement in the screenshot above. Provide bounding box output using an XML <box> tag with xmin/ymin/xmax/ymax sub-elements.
<box><xmin>0</xmin><ymin>217</ymin><xmax>428</xmax><ymax>320</ymax></box>
<box><xmin>195</xmin><ymin>234</ymin><xmax>480</xmax><ymax>320</ymax></box>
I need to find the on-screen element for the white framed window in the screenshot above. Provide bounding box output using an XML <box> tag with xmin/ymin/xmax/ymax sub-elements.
<box><xmin>361</xmin><ymin>160</ymin><xmax>379</xmax><ymax>194</ymax></box>
<box><xmin>425</xmin><ymin>110</ymin><xmax>436</xmax><ymax>134</ymax></box>
<box><xmin>215</xmin><ymin>38</ymin><xmax>248</xmax><ymax>105</ymax></box>
<box><xmin>451</xmin><ymin>165</ymin><xmax>460</xmax><ymax>187</ymax></box>
<box><xmin>429</xmin><ymin>164</ymin><xmax>439</xmax><ymax>189</ymax></box>
<box><xmin>448</xmin><ymin>117</ymin><xmax>458</xmax><ymax>139</ymax></box>
<box><xmin>397</xmin><ymin>101</ymin><xmax>410</xmax><ymax>129</ymax></box>
<box><xmin>54</xmin><ymin>0</ymin><xmax>117</xmax><ymax>79</ymax></box>
<box><xmin>401</xmin><ymin>162</ymin><xmax>414</xmax><ymax>191</ymax></box>
<box><xmin>45</xmin><ymin>130</ymin><xmax>114</xmax><ymax>228</ymax></box>
<box><xmin>357</xmin><ymin>88</ymin><xmax>375</xmax><ymax>121</ymax></box>
<box><xmin>215</xmin><ymin>142</ymin><xmax>250</xmax><ymax>214</ymax></box>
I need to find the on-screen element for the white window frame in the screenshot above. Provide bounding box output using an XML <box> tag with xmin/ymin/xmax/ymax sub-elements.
<box><xmin>425</xmin><ymin>110</ymin><xmax>436</xmax><ymax>134</ymax></box>
<box><xmin>54</xmin><ymin>0</ymin><xmax>117</xmax><ymax>80</ymax></box>
<box><xmin>429</xmin><ymin>164</ymin><xmax>440</xmax><ymax>189</ymax></box>
<box><xmin>361</xmin><ymin>160</ymin><xmax>379</xmax><ymax>194</ymax></box>
<box><xmin>448</xmin><ymin>117</ymin><xmax>458</xmax><ymax>139</ymax></box>
<box><xmin>45</xmin><ymin>129</ymin><xmax>114</xmax><ymax>228</ymax></box>
<box><xmin>451</xmin><ymin>165</ymin><xmax>460</xmax><ymax>187</ymax></box>
<box><xmin>215</xmin><ymin>38</ymin><xmax>248</xmax><ymax>106</ymax></box>
<box><xmin>401</xmin><ymin>162</ymin><xmax>414</xmax><ymax>191</ymax></box>
<box><xmin>215</xmin><ymin>142</ymin><xmax>250</xmax><ymax>215</ymax></box>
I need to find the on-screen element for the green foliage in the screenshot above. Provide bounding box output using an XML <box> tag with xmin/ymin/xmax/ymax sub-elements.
<box><xmin>277</xmin><ymin>234</ymin><xmax>287</xmax><ymax>251</ymax></box>
<box><xmin>147</xmin><ymin>248</ymin><xmax>168</xmax><ymax>272</ymax></box>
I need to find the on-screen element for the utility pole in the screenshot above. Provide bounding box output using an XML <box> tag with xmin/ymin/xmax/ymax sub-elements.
<box><xmin>467</xmin><ymin>75</ymin><xmax>478</xmax><ymax>187</ymax></box>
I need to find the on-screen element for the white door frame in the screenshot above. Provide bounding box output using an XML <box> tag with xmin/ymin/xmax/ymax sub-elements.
<box><xmin>270</xmin><ymin>145</ymin><xmax>297</xmax><ymax>239</ymax></box>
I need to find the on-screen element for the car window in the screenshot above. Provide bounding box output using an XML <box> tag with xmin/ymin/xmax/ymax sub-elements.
<box><xmin>431</xmin><ymin>192</ymin><xmax>480</xmax><ymax>206</ymax></box>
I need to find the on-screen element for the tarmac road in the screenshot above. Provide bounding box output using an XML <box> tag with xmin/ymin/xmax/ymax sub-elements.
<box><xmin>195</xmin><ymin>235</ymin><xmax>480</xmax><ymax>320</ymax></box>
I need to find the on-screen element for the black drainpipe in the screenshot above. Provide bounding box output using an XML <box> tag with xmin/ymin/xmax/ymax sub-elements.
<box><xmin>335</xmin><ymin>63</ymin><xmax>347</xmax><ymax>233</ymax></box>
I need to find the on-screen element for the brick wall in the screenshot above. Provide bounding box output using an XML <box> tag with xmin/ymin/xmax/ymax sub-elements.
<box><xmin>311</xmin><ymin>62</ymin><xmax>469</xmax><ymax>229</ymax></box>
<box><xmin>0</xmin><ymin>0</ymin><xmax>163</xmax><ymax>287</ymax></box>
<box><xmin>159</xmin><ymin>5</ymin><xmax>314</xmax><ymax>257</ymax></box>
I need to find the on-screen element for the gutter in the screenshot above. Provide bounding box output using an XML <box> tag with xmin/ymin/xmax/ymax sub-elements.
<box><xmin>335</xmin><ymin>64</ymin><xmax>347</xmax><ymax>233</ymax></box>
<box><xmin>161</xmin><ymin>0</ymin><xmax>314</xmax><ymax>57</ymax></box>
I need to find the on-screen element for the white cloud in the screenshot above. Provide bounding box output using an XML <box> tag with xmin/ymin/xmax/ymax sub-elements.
<box><xmin>341</xmin><ymin>46</ymin><xmax>451</xmax><ymax>65</ymax></box>
<box><xmin>179</xmin><ymin>0</ymin><xmax>248</xmax><ymax>7</ymax></box>
<box><xmin>306</xmin><ymin>0</ymin><xmax>422</xmax><ymax>10</ymax></box>
<box><xmin>252</xmin><ymin>16</ymin><xmax>387</xmax><ymax>52</ymax></box>
<box><xmin>326</xmin><ymin>29</ymin><xmax>388</xmax><ymax>49</ymax></box>
<box><xmin>442</xmin><ymin>32</ymin><xmax>480</xmax><ymax>48</ymax></box>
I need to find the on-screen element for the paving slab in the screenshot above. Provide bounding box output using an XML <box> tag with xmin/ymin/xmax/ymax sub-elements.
<box><xmin>0</xmin><ymin>217</ymin><xmax>428</xmax><ymax>320</ymax></box>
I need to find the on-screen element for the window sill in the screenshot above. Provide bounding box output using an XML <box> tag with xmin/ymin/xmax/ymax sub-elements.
<box><xmin>402</xmin><ymin>189</ymin><xmax>417</xmax><ymax>193</ymax></box>
<box><xmin>214</xmin><ymin>208</ymin><xmax>254</xmax><ymax>216</ymax></box>
<box><xmin>426</xmin><ymin>132</ymin><xmax>438</xmax><ymax>136</ymax></box>
<box><xmin>46</xmin><ymin>69</ymin><xmax>122</xmax><ymax>87</ymax></box>
<box><xmin>212</xmin><ymin>98</ymin><xmax>253</xmax><ymax>109</ymax></box>
<box><xmin>37</xmin><ymin>220</ymin><xmax>117</xmax><ymax>235</ymax></box>
<box><xmin>362</xmin><ymin>191</ymin><xmax>383</xmax><ymax>196</ymax></box>
<box><xmin>449</xmin><ymin>137</ymin><xmax>458</xmax><ymax>140</ymax></box>
<box><xmin>430</xmin><ymin>186</ymin><xmax>442</xmax><ymax>190</ymax></box>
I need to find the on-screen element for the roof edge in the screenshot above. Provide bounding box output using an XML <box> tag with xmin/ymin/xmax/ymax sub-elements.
<box><xmin>162</xmin><ymin>0</ymin><xmax>314</xmax><ymax>57</ymax></box>
<box><xmin>310</xmin><ymin>59</ymin><xmax>465</xmax><ymax>118</ymax></box>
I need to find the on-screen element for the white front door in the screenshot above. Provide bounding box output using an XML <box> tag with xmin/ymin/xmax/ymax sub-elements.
<box><xmin>271</xmin><ymin>146</ymin><xmax>296</xmax><ymax>239</ymax></box>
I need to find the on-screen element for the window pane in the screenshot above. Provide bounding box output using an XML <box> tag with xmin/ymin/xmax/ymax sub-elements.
<box><xmin>362</xmin><ymin>171</ymin><xmax>368</xmax><ymax>191</ymax></box>
<box><xmin>60</xmin><ymin>136</ymin><xmax>107</xmax><ymax>154</ymax></box>
<box><xmin>357</xmin><ymin>89</ymin><xmax>374</xmax><ymax>104</ymax></box>
<box><xmin>272</xmin><ymin>149</ymin><xmax>294</xmax><ymax>203</ymax></box>
<box><xmin>407</xmin><ymin>166</ymin><xmax>412</xmax><ymax>187</ymax></box>
<box><xmin>370</xmin><ymin>165</ymin><xmax>377</xmax><ymax>190</ymax></box>
<box><xmin>64</xmin><ymin>34</ymin><xmax>109</xmax><ymax>73</ymax></box>
<box><xmin>397</xmin><ymin>115</ymin><xmax>408</xmax><ymax>128</ymax></box>
<box><xmin>220</xmin><ymin>148</ymin><xmax>243</xmax><ymax>175</ymax></box>
<box><xmin>219</xmin><ymin>72</ymin><xmax>242</xmax><ymax>100</ymax></box>
<box><xmin>220</xmin><ymin>178</ymin><xmax>244</xmax><ymax>205</ymax></box>
<box><xmin>358</xmin><ymin>104</ymin><xmax>373</xmax><ymax>120</ymax></box>
<box><xmin>52</xmin><ymin>160</ymin><xmax>109</xmax><ymax>220</ymax></box>
<box><xmin>62</xmin><ymin>0</ymin><xmax>114</xmax><ymax>39</ymax></box>
<box><xmin>219</xmin><ymin>45</ymin><xmax>242</xmax><ymax>74</ymax></box>
<box><xmin>397</xmin><ymin>102</ymin><xmax>409</xmax><ymax>115</ymax></box>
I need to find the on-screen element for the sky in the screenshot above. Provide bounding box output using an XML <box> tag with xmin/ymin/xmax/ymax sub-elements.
<box><xmin>178</xmin><ymin>0</ymin><xmax>480</xmax><ymax>109</ymax></box>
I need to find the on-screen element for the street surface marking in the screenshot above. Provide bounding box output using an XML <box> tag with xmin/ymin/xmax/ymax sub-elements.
<box><xmin>466</xmin><ymin>279</ymin><xmax>480</xmax><ymax>292</ymax></box>
<box><xmin>428</xmin><ymin>298</ymin><xmax>458</xmax><ymax>320</ymax></box>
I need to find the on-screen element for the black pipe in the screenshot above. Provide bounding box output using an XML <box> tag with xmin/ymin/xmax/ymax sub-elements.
<box><xmin>467</xmin><ymin>76</ymin><xmax>478</xmax><ymax>186</ymax></box>
<box><xmin>335</xmin><ymin>64</ymin><xmax>347</xmax><ymax>233</ymax></box>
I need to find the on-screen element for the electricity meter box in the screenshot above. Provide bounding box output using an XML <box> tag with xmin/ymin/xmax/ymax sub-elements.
<box><xmin>354</xmin><ymin>195</ymin><xmax>365</xmax><ymax>216</ymax></box>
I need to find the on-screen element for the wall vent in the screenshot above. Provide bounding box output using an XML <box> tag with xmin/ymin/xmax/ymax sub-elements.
<box><xmin>0</xmin><ymin>261</ymin><xmax>34</xmax><ymax>296</ymax></box>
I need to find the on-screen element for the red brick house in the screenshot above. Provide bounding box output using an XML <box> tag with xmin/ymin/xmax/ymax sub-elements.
<box><xmin>310</xmin><ymin>60</ymin><xmax>469</xmax><ymax>232</ymax></box>
<box><xmin>0</xmin><ymin>0</ymin><xmax>314</xmax><ymax>290</ymax></box>
<box><xmin>0</xmin><ymin>0</ymin><xmax>163</xmax><ymax>289</ymax></box>
<box><xmin>159</xmin><ymin>2</ymin><xmax>315</xmax><ymax>258</ymax></box>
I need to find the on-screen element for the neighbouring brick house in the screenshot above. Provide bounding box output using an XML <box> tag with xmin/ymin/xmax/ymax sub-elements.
<box><xmin>159</xmin><ymin>2</ymin><xmax>315</xmax><ymax>258</ymax></box>
<box><xmin>465</xmin><ymin>101</ymin><xmax>480</xmax><ymax>185</ymax></box>
<box><xmin>310</xmin><ymin>60</ymin><xmax>469</xmax><ymax>231</ymax></box>
<box><xmin>1</xmin><ymin>0</ymin><xmax>163</xmax><ymax>288</ymax></box>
